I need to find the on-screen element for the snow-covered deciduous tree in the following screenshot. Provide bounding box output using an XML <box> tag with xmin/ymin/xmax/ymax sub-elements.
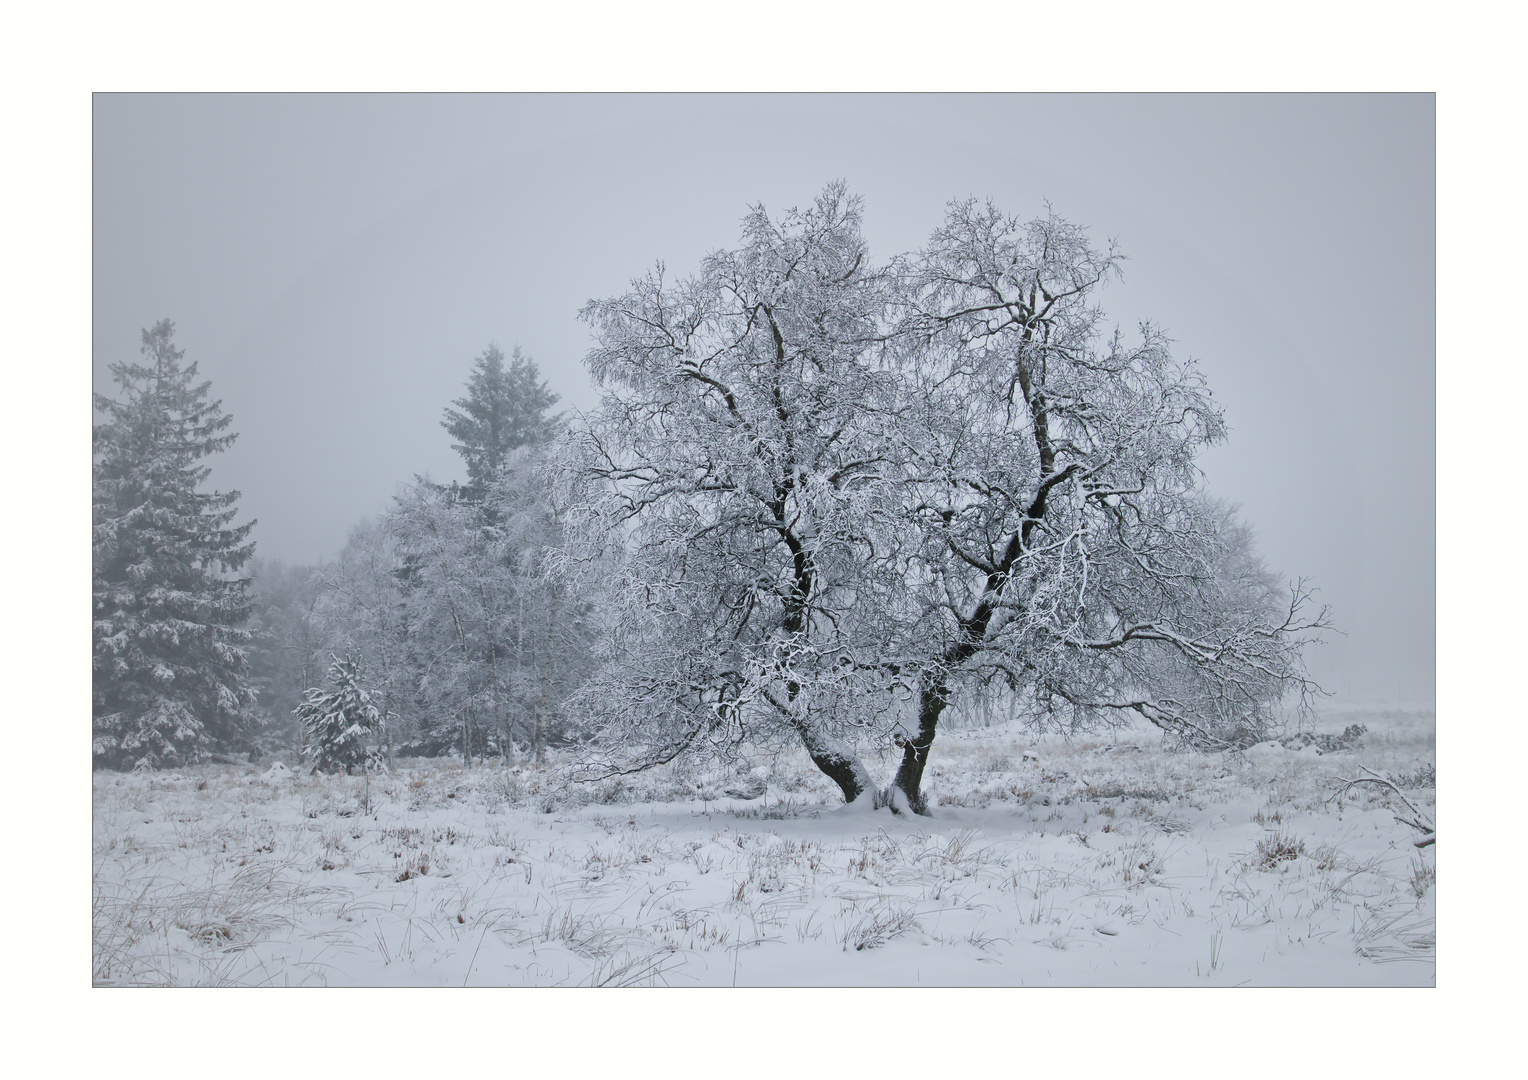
<box><xmin>93</xmin><ymin>320</ymin><xmax>259</xmax><ymax>769</ymax></box>
<box><xmin>386</xmin><ymin>449</ymin><xmax>595</xmax><ymax>763</ymax></box>
<box><xmin>441</xmin><ymin>344</ymin><xmax>560</xmax><ymax>497</ymax></box>
<box><xmin>482</xmin><ymin>452</ymin><xmax>598</xmax><ymax>762</ymax></box>
<box><xmin>568</xmin><ymin>186</ymin><xmax>1327</xmax><ymax>814</ymax></box>
<box><xmin>880</xmin><ymin>203</ymin><xmax>1327</xmax><ymax>811</ymax></box>
<box><xmin>566</xmin><ymin>184</ymin><xmax>910</xmax><ymax>802</ymax></box>
<box><xmin>388</xmin><ymin>482</ymin><xmax>510</xmax><ymax>762</ymax></box>
<box><xmin>296</xmin><ymin>654</ymin><xmax>379</xmax><ymax>774</ymax></box>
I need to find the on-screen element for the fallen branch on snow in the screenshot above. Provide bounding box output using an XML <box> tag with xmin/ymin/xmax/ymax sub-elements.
<box><xmin>1329</xmin><ymin>765</ymin><xmax>1435</xmax><ymax>847</ymax></box>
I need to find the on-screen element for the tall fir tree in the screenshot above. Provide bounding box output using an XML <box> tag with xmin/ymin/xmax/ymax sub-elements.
<box><xmin>440</xmin><ymin>344</ymin><xmax>559</xmax><ymax>495</ymax></box>
<box><xmin>93</xmin><ymin>320</ymin><xmax>259</xmax><ymax>769</ymax></box>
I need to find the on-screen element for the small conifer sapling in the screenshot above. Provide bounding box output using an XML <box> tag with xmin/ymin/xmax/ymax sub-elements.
<box><xmin>296</xmin><ymin>655</ymin><xmax>379</xmax><ymax>775</ymax></box>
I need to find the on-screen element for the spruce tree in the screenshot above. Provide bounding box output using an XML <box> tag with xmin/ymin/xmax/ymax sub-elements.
<box><xmin>440</xmin><ymin>344</ymin><xmax>559</xmax><ymax>495</ymax></box>
<box><xmin>93</xmin><ymin>320</ymin><xmax>259</xmax><ymax>769</ymax></box>
<box><xmin>295</xmin><ymin>655</ymin><xmax>378</xmax><ymax>774</ymax></box>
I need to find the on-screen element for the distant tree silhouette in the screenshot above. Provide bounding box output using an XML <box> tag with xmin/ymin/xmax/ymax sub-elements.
<box><xmin>441</xmin><ymin>344</ymin><xmax>559</xmax><ymax>496</ymax></box>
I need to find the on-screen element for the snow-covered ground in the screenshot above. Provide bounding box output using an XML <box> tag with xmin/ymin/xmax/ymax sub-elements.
<box><xmin>92</xmin><ymin>706</ymin><xmax>1434</xmax><ymax>986</ymax></box>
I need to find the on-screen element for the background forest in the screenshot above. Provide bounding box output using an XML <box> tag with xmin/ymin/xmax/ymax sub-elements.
<box><xmin>95</xmin><ymin>329</ymin><xmax>587</xmax><ymax>771</ymax></box>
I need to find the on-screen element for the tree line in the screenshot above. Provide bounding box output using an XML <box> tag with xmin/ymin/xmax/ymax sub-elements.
<box><xmin>94</xmin><ymin>334</ymin><xmax>587</xmax><ymax>771</ymax></box>
<box><xmin>94</xmin><ymin>184</ymin><xmax>1327</xmax><ymax>814</ymax></box>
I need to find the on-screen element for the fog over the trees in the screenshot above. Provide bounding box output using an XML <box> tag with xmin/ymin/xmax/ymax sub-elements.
<box><xmin>92</xmin><ymin>93</ymin><xmax>1434</xmax><ymax>706</ymax></box>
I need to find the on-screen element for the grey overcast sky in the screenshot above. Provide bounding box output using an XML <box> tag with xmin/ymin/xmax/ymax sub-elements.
<box><xmin>93</xmin><ymin>93</ymin><xmax>1434</xmax><ymax>706</ymax></box>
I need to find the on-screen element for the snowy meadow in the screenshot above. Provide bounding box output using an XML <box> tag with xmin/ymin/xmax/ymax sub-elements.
<box><xmin>92</xmin><ymin>705</ymin><xmax>1434</xmax><ymax>987</ymax></box>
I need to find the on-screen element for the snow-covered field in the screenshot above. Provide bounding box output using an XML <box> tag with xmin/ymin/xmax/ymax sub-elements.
<box><xmin>92</xmin><ymin>706</ymin><xmax>1434</xmax><ymax>986</ymax></box>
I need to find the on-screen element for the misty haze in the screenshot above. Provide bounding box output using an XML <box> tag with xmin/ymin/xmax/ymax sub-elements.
<box><xmin>93</xmin><ymin>94</ymin><xmax>1434</xmax><ymax>987</ymax></box>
